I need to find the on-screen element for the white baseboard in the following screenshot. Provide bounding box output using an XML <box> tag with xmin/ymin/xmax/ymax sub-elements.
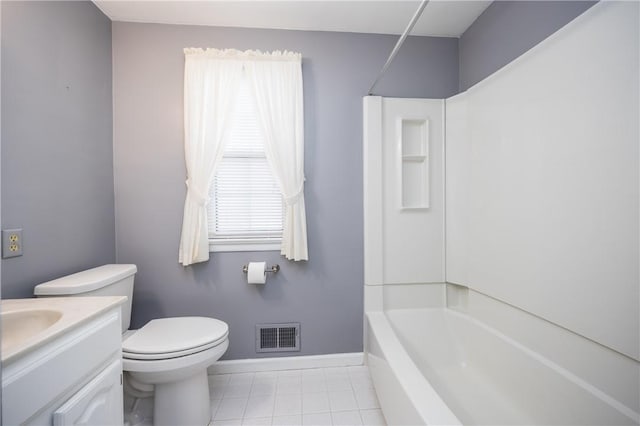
<box><xmin>208</xmin><ymin>352</ymin><xmax>364</xmax><ymax>375</ymax></box>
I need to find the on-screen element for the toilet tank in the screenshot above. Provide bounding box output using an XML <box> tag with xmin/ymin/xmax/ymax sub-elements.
<box><xmin>34</xmin><ymin>264</ymin><xmax>137</xmax><ymax>333</ymax></box>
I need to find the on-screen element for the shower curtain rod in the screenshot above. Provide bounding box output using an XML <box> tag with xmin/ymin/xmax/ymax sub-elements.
<box><xmin>368</xmin><ymin>0</ymin><xmax>429</xmax><ymax>96</ymax></box>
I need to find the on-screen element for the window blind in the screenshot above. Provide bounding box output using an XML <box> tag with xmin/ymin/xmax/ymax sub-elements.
<box><xmin>208</xmin><ymin>78</ymin><xmax>284</xmax><ymax>239</ymax></box>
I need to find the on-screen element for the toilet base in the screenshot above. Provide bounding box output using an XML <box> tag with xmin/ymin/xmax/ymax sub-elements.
<box><xmin>153</xmin><ymin>371</ymin><xmax>210</xmax><ymax>426</ymax></box>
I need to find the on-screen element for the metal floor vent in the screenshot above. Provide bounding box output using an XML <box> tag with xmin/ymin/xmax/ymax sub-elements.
<box><xmin>256</xmin><ymin>323</ymin><xmax>300</xmax><ymax>353</ymax></box>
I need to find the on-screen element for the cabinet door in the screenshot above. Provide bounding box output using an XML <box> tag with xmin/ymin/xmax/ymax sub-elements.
<box><xmin>53</xmin><ymin>359</ymin><xmax>123</xmax><ymax>426</ymax></box>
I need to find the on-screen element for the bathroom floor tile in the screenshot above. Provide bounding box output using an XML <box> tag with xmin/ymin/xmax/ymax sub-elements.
<box><xmin>302</xmin><ymin>392</ymin><xmax>330</xmax><ymax>414</ymax></box>
<box><xmin>350</xmin><ymin>376</ymin><xmax>374</xmax><ymax>391</ymax></box>
<box><xmin>331</xmin><ymin>410</ymin><xmax>363</xmax><ymax>426</ymax></box>
<box><xmin>325</xmin><ymin>377</ymin><xmax>351</xmax><ymax>392</ymax></box>
<box><xmin>230</xmin><ymin>372</ymin><xmax>255</xmax><ymax>385</ymax></box>
<box><xmin>324</xmin><ymin>367</ymin><xmax>349</xmax><ymax>377</ymax></box>
<box><xmin>210</xmin><ymin>374</ymin><xmax>232</xmax><ymax>386</ymax></box>
<box><xmin>225</xmin><ymin>383</ymin><xmax>253</xmax><ymax>398</ymax></box>
<box><xmin>251</xmin><ymin>379</ymin><xmax>277</xmax><ymax>396</ymax></box>
<box><xmin>244</xmin><ymin>395</ymin><xmax>276</xmax><ymax>419</ymax></box>
<box><xmin>254</xmin><ymin>371</ymin><xmax>277</xmax><ymax>380</ymax></box>
<box><xmin>348</xmin><ymin>367</ymin><xmax>373</xmax><ymax>390</ymax></box>
<box><xmin>123</xmin><ymin>395</ymin><xmax>152</xmax><ymax>426</ymax></box>
<box><xmin>354</xmin><ymin>387</ymin><xmax>380</xmax><ymax>410</ymax></box>
<box><xmin>328</xmin><ymin>390</ymin><xmax>358</xmax><ymax>412</ymax></box>
<box><xmin>215</xmin><ymin>397</ymin><xmax>248</xmax><ymax>421</ymax></box>
<box><xmin>302</xmin><ymin>377</ymin><xmax>327</xmax><ymax>394</ymax></box>
<box><xmin>359</xmin><ymin>409</ymin><xmax>386</xmax><ymax>426</ymax></box>
<box><xmin>242</xmin><ymin>417</ymin><xmax>272</xmax><ymax>426</ymax></box>
<box><xmin>254</xmin><ymin>375</ymin><xmax>278</xmax><ymax>385</ymax></box>
<box><xmin>272</xmin><ymin>415</ymin><xmax>302</xmax><ymax>426</ymax></box>
<box><xmin>209</xmin><ymin>365</ymin><xmax>382</xmax><ymax>426</ymax></box>
<box><xmin>347</xmin><ymin>366</ymin><xmax>369</xmax><ymax>378</ymax></box>
<box><xmin>278</xmin><ymin>370</ymin><xmax>302</xmax><ymax>380</ymax></box>
<box><xmin>274</xmin><ymin>393</ymin><xmax>302</xmax><ymax>416</ymax></box>
<box><xmin>211</xmin><ymin>398</ymin><xmax>222</xmax><ymax>417</ymax></box>
<box><xmin>276</xmin><ymin>379</ymin><xmax>303</xmax><ymax>395</ymax></box>
<box><xmin>211</xmin><ymin>384</ymin><xmax>229</xmax><ymax>400</ymax></box>
<box><xmin>302</xmin><ymin>368</ymin><xmax>325</xmax><ymax>379</ymax></box>
<box><xmin>303</xmin><ymin>412</ymin><xmax>333</xmax><ymax>425</ymax></box>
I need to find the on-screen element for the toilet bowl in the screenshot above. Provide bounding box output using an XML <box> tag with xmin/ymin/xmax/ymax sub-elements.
<box><xmin>34</xmin><ymin>264</ymin><xmax>229</xmax><ymax>426</ymax></box>
<box><xmin>122</xmin><ymin>317</ymin><xmax>229</xmax><ymax>426</ymax></box>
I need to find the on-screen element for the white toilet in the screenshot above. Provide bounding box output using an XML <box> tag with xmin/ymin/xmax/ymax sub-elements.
<box><xmin>34</xmin><ymin>264</ymin><xmax>229</xmax><ymax>426</ymax></box>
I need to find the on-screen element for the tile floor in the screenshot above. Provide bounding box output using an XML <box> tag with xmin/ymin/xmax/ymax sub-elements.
<box><xmin>208</xmin><ymin>366</ymin><xmax>386</xmax><ymax>426</ymax></box>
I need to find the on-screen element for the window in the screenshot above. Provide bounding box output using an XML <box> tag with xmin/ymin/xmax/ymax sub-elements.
<box><xmin>207</xmin><ymin>76</ymin><xmax>284</xmax><ymax>252</ymax></box>
<box><xmin>179</xmin><ymin>48</ymin><xmax>306</xmax><ymax>265</ymax></box>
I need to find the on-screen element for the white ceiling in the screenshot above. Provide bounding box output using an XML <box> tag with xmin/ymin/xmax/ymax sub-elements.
<box><xmin>93</xmin><ymin>1</ymin><xmax>493</xmax><ymax>38</ymax></box>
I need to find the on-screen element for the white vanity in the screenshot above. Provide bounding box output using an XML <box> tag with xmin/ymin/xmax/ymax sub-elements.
<box><xmin>1</xmin><ymin>296</ymin><xmax>126</xmax><ymax>425</ymax></box>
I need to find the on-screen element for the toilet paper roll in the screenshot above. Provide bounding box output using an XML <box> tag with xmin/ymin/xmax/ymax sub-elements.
<box><xmin>247</xmin><ymin>262</ymin><xmax>267</xmax><ymax>284</ymax></box>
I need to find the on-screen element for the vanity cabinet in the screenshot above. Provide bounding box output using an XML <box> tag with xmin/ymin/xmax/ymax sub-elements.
<box><xmin>52</xmin><ymin>358</ymin><xmax>122</xmax><ymax>426</ymax></box>
<box><xmin>2</xmin><ymin>301</ymin><xmax>124</xmax><ymax>426</ymax></box>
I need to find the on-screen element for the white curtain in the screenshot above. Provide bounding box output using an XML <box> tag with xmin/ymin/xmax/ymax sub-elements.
<box><xmin>245</xmin><ymin>52</ymin><xmax>308</xmax><ymax>260</ymax></box>
<box><xmin>178</xmin><ymin>49</ymin><xmax>243</xmax><ymax>266</ymax></box>
<box><xmin>179</xmin><ymin>48</ymin><xmax>308</xmax><ymax>264</ymax></box>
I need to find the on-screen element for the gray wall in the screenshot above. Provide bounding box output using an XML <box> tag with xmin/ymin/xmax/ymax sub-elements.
<box><xmin>459</xmin><ymin>1</ymin><xmax>597</xmax><ymax>91</ymax></box>
<box><xmin>1</xmin><ymin>1</ymin><xmax>115</xmax><ymax>299</ymax></box>
<box><xmin>1</xmin><ymin>0</ymin><xmax>595</xmax><ymax>360</ymax></box>
<box><xmin>112</xmin><ymin>22</ymin><xmax>458</xmax><ymax>359</ymax></box>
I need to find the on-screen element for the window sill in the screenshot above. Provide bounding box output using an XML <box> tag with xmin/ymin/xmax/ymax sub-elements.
<box><xmin>209</xmin><ymin>238</ymin><xmax>281</xmax><ymax>253</ymax></box>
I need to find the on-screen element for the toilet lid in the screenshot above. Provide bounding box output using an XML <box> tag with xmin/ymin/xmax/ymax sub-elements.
<box><xmin>122</xmin><ymin>317</ymin><xmax>228</xmax><ymax>359</ymax></box>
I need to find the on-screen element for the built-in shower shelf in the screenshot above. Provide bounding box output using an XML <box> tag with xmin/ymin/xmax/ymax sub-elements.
<box><xmin>399</xmin><ymin>117</ymin><xmax>430</xmax><ymax>209</ymax></box>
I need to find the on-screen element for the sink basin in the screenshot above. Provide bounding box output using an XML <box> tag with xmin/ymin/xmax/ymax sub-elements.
<box><xmin>1</xmin><ymin>309</ymin><xmax>63</xmax><ymax>354</ymax></box>
<box><xmin>1</xmin><ymin>297</ymin><xmax>127</xmax><ymax>364</ymax></box>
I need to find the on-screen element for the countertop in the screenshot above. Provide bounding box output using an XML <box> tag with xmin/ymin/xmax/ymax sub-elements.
<box><xmin>1</xmin><ymin>296</ymin><xmax>126</xmax><ymax>364</ymax></box>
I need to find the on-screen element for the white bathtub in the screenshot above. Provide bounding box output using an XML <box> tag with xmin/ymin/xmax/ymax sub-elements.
<box><xmin>366</xmin><ymin>307</ymin><xmax>639</xmax><ymax>425</ymax></box>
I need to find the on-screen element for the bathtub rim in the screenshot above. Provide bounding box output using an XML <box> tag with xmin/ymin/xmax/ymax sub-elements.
<box><xmin>378</xmin><ymin>306</ymin><xmax>640</xmax><ymax>425</ymax></box>
<box><xmin>366</xmin><ymin>310</ymin><xmax>462</xmax><ymax>426</ymax></box>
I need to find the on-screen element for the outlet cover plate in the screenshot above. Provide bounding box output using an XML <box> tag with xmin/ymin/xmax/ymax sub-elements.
<box><xmin>2</xmin><ymin>228</ymin><xmax>23</xmax><ymax>258</ymax></box>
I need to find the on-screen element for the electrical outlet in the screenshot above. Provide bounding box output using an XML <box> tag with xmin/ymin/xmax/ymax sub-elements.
<box><xmin>2</xmin><ymin>229</ymin><xmax>23</xmax><ymax>258</ymax></box>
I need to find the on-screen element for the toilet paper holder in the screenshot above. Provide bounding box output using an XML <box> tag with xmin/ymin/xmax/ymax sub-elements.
<box><xmin>243</xmin><ymin>264</ymin><xmax>280</xmax><ymax>274</ymax></box>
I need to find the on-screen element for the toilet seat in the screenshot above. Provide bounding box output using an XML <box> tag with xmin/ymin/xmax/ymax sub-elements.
<box><xmin>122</xmin><ymin>338</ymin><xmax>229</xmax><ymax>378</ymax></box>
<box><xmin>123</xmin><ymin>317</ymin><xmax>229</xmax><ymax>361</ymax></box>
<box><xmin>124</xmin><ymin>340</ymin><xmax>221</xmax><ymax>360</ymax></box>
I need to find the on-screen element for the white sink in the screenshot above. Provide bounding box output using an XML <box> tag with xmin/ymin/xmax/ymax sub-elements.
<box><xmin>1</xmin><ymin>308</ymin><xmax>63</xmax><ymax>354</ymax></box>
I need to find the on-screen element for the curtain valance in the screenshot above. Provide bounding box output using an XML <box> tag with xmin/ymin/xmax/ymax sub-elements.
<box><xmin>183</xmin><ymin>48</ymin><xmax>301</xmax><ymax>62</ymax></box>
